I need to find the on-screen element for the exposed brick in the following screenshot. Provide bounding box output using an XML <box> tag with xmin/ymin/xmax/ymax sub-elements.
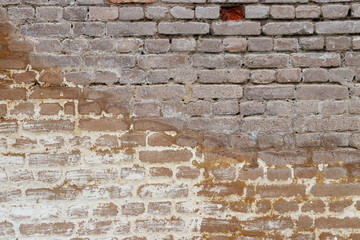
<box><xmin>212</xmin><ymin>22</ymin><xmax>260</xmax><ymax>35</ymax></box>
<box><xmin>245</xmin><ymin>54</ymin><xmax>289</xmax><ymax>68</ymax></box>
<box><xmin>322</xmin><ymin>5</ymin><xmax>349</xmax><ymax>19</ymax></box>
<box><xmin>258</xmin><ymin>151</ymin><xmax>307</xmax><ymax>165</ymax></box>
<box><xmin>79</xmin><ymin>119</ymin><xmax>129</xmax><ymax>131</ymax></box>
<box><xmin>263</xmin><ymin>22</ymin><xmax>313</xmax><ymax>35</ymax></box>
<box><xmin>159</xmin><ymin>22</ymin><xmax>209</xmax><ymax>35</ymax></box>
<box><xmin>20</xmin><ymin>222</ymin><xmax>74</xmax><ymax>236</ymax></box>
<box><xmin>296</xmin><ymin>85</ymin><xmax>348</xmax><ymax>100</ymax></box>
<box><xmin>311</xmin><ymin>184</ymin><xmax>360</xmax><ymax>197</ymax></box>
<box><xmin>138</xmin><ymin>184</ymin><xmax>188</xmax><ymax>198</ymax></box>
<box><xmin>135</xmin><ymin>219</ymin><xmax>184</xmax><ymax>232</ymax></box>
<box><xmin>267</xmin><ymin>168</ymin><xmax>291</xmax><ymax>181</ymax></box>
<box><xmin>139</xmin><ymin>150</ymin><xmax>192</xmax><ymax>163</ymax></box>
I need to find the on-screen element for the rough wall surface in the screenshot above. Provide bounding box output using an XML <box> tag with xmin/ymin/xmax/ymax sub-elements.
<box><xmin>0</xmin><ymin>0</ymin><xmax>360</xmax><ymax>239</ymax></box>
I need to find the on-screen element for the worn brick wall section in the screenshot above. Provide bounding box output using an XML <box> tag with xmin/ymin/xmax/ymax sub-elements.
<box><xmin>1</xmin><ymin>0</ymin><xmax>360</xmax><ymax>239</ymax></box>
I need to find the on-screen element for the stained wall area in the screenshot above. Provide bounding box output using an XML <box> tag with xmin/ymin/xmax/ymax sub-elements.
<box><xmin>1</xmin><ymin>0</ymin><xmax>360</xmax><ymax>239</ymax></box>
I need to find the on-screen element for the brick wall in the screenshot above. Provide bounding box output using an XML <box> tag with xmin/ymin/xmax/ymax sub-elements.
<box><xmin>0</xmin><ymin>0</ymin><xmax>360</xmax><ymax>239</ymax></box>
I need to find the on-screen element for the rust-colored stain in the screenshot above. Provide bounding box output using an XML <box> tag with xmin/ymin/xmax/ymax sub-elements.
<box><xmin>220</xmin><ymin>6</ymin><xmax>245</xmax><ymax>21</ymax></box>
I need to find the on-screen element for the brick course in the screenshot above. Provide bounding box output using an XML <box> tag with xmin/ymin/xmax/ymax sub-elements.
<box><xmin>0</xmin><ymin>0</ymin><xmax>360</xmax><ymax>238</ymax></box>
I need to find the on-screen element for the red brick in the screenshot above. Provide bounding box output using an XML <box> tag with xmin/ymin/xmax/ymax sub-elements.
<box><xmin>39</xmin><ymin>103</ymin><xmax>63</xmax><ymax>115</ymax></box>
<box><xmin>258</xmin><ymin>151</ymin><xmax>307</xmax><ymax>166</ymax></box>
<box><xmin>239</xmin><ymin>168</ymin><xmax>263</xmax><ymax>180</ymax></box>
<box><xmin>149</xmin><ymin>167</ymin><xmax>173</xmax><ymax>177</ymax></box>
<box><xmin>39</xmin><ymin>70</ymin><xmax>63</xmax><ymax>85</ymax></box>
<box><xmin>0</xmin><ymin>88</ymin><xmax>26</xmax><ymax>100</ymax></box>
<box><xmin>139</xmin><ymin>150</ymin><xmax>192</xmax><ymax>163</ymax></box>
<box><xmin>315</xmin><ymin>217</ymin><xmax>360</xmax><ymax>229</ymax></box>
<box><xmin>295</xmin><ymin>167</ymin><xmax>318</xmax><ymax>178</ymax></box>
<box><xmin>273</xmin><ymin>200</ymin><xmax>299</xmax><ymax>213</ymax></box>
<box><xmin>196</xmin><ymin>182</ymin><xmax>244</xmax><ymax>197</ymax></box>
<box><xmin>310</xmin><ymin>184</ymin><xmax>360</xmax><ymax>197</ymax></box>
<box><xmin>0</xmin><ymin>104</ymin><xmax>6</xmax><ymax>117</ymax></box>
<box><xmin>329</xmin><ymin>200</ymin><xmax>352</xmax><ymax>212</ymax></box>
<box><xmin>256</xmin><ymin>184</ymin><xmax>306</xmax><ymax>198</ymax></box>
<box><xmin>313</xmin><ymin>149</ymin><xmax>360</xmax><ymax>164</ymax></box>
<box><xmin>302</xmin><ymin>200</ymin><xmax>325</xmax><ymax>213</ymax></box>
<box><xmin>267</xmin><ymin>168</ymin><xmax>291</xmax><ymax>181</ymax></box>
<box><xmin>148</xmin><ymin>133</ymin><xmax>174</xmax><ymax>146</ymax></box>
<box><xmin>30</xmin><ymin>87</ymin><xmax>80</xmax><ymax>99</ymax></box>
<box><xmin>200</xmin><ymin>218</ymin><xmax>241</xmax><ymax>233</ymax></box>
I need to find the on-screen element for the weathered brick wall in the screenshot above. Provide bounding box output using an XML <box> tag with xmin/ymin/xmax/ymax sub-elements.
<box><xmin>1</xmin><ymin>0</ymin><xmax>360</xmax><ymax>239</ymax></box>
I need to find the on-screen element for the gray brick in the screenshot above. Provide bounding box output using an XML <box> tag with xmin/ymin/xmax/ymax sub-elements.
<box><xmin>77</xmin><ymin>0</ymin><xmax>104</xmax><ymax>4</ymax></box>
<box><xmin>245</xmin><ymin>54</ymin><xmax>289</xmax><ymax>68</ymax></box>
<box><xmin>296</xmin><ymin>85</ymin><xmax>348</xmax><ymax>100</ymax></box>
<box><xmin>170</xmin><ymin>6</ymin><xmax>194</xmax><ymax>19</ymax></box>
<box><xmin>107</xmin><ymin>22</ymin><xmax>156</xmax><ymax>36</ymax></box>
<box><xmin>212</xmin><ymin>22</ymin><xmax>261</xmax><ymax>35</ymax></box>
<box><xmin>159</xmin><ymin>22</ymin><xmax>209</xmax><ymax>35</ymax></box>
<box><xmin>245</xmin><ymin>5</ymin><xmax>270</xmax><ymax>19</ymax></box>
<box><xmin>145</xmin><ymin>39</ymin><xmax>170</xmax><ymax>53</ymax></box>
<box><xmin>145</xmin><ymin>6</ymin><xmax>168</xmax><ymax>19</ymax></box>
<box><xmin>195</xmin><ymin>6</ymin><xmax>219</xmax><ymax>19</ymax></box>
<box><xmin>117</xmin><ymin>38</ymin><xmax>143</xmax><ymax>53</ymax></box>
<box><xmin>197</xmin><ymin>39</ymin><xmax>222</xmax><ymax>52</ymax></box>
<box><xmin>21</xmin><ymin>23</ymin><xmax>70</xmax><ymax>37</ymax></box>
<box><xmin>93</xmin><ymin>71</ymin><xmax>118</xmax><ymax>84</ymax></box>
<box><xmin>62</xmin><ymin>39</ymin><xmax>88</xmax><ymax>53</ymax></box>
<box><xmin>171</xmin><ymin>38</ymin><xmax>196</xmax><ymax>52</ymax></box>
<box><xmin>316</xmin><ymin>21</ymin><xmax>360</xmax><ymax>34</ymax></box>
<box><xmin>192</xmin><ymin>85</ymin><xmax>243</xmax><ymax>99</ymax></box>
<box><xmin>23</xmin><ymin>0</ymin><xmax>75</xmax><ymax>4</ymax></box>
<box><xmin>29</xmin><ymin>54</ymin><xmax>82</xmax><ymax>69</ymax></box>
<box><xmin>8</xmin><ymin>7</ymin><xmax>34</xmax><ymax>22</ymax></box>
<box><xmin>63</xmin><ymin>7</ymin><xmax>87</xmax><ymax>21</ymax></box>
<box><xmin>73</xmin><ymin>22</ymin><xmax>105</xmax><ymax>37</ymax></box>
<box><xmin>120</xmin><ymin>70</ymin><xmax>145</xmax><ymax>84</ymax></box>
<box><xmin>36</xmin><ymin>7</ymin><xmax>62</xmax><ymax>21</ymax></box>
<box><xmin>138</xmin><ymin>55</ymin><xmax>188</xmax><ymax>69</ymax></box>
<box><xmin>0</xmin><ymin>0</ymin><xmax>21</xmax><ymax>4</ymax></box>
<box><xmin>192</xmin><ymin>54</ymin><xmax>241</xmax><ymax>68</ymax></box>
<box><xmin>35</xmin><ymin>39</ymin><xmax>61</xmax><ymax>52</ymax></box>
<box><xmin>0</xmin><ymin>8</ymin><xmax>6</xmax><ymax>21</ymax></box>
<box><xmin>245</xmin><ymin>85</ymin><xmax>295</xmax><ymax>100</ymax></box>
<box><xmin>84</xmin><ymin>55</ymin><xmax>136</xmax><ymax>68</ymax></box>
<box><xmin>90</xmin><ymin>39</ymin><xmax>116</xmax><ymax>51</ymax></box>
<box><xmin>136</xmin><ymin>85</ymin><xmax>186</xmax><ymax>100</ymax></box>
<box><xmin>119</xmin><ymin>7</ymin><xmax>144</xmax><ymax>20</ymax></box>
<box><xmin>263</xmin><ymin>22</ymin><xmax>313</xmax><ymax>35</ymax></box>
<box><xmin>89</xmin><ymin>7</ymin><xmax>118</xmax><ymax>21</ymax></box>
<box><xmin>187</xmin><ymin>117</ymin><xmax>239</xmax><ymax>134</ymax></box>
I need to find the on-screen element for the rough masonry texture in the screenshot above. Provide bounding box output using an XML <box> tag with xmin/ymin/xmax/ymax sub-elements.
<box><xmin>0</xmin><ymin>0</ymin><xmax>360</xmax><ymax>239</ymax></box>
